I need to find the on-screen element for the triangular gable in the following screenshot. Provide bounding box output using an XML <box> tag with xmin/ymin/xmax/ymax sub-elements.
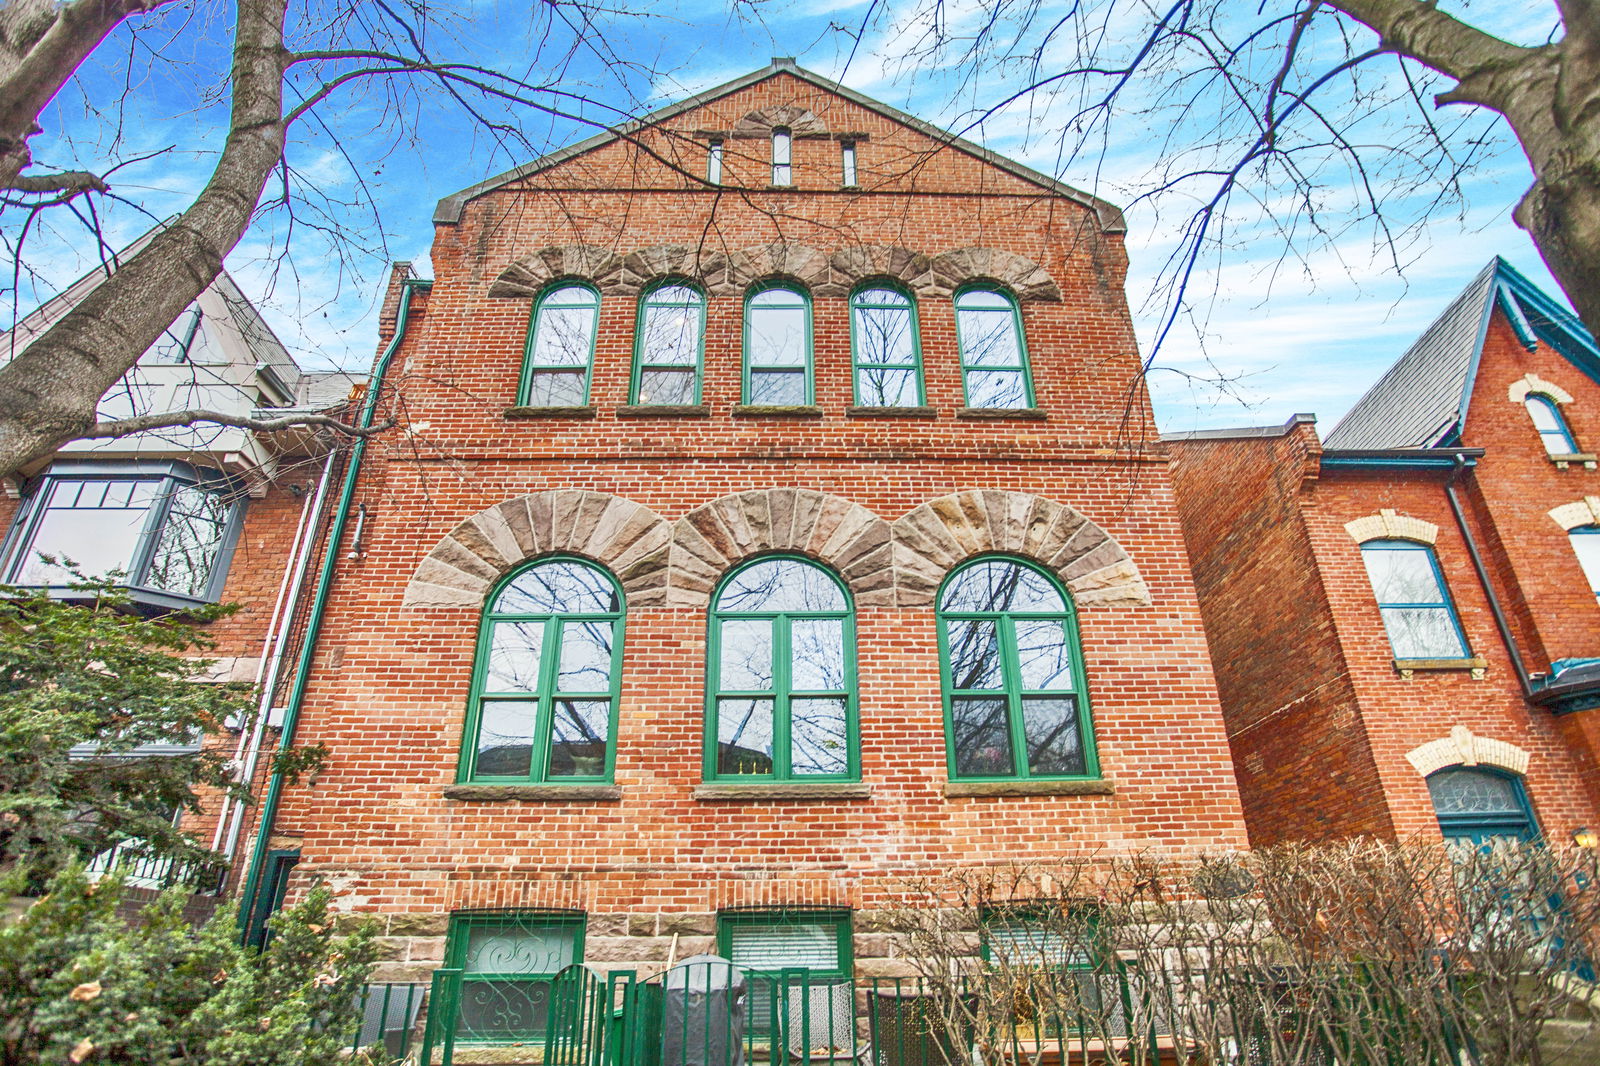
<box><xmin>433</xmin><ymin>58</ymin><xmax>1124</xmax><ymax>233</ymax></box>
<box><xmin>1325</xmin><ymin>259</ymin><xmax>1599</xmax><ymax>449</ymax></box>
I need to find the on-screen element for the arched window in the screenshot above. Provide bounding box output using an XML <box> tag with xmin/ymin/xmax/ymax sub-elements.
<box><xmin>632</xmin><ymin>281</ymin><xmax>705</xmax><ymax>405</ymax></box>
<box><xmin>743</xmin><ymin>284</ymin><xmax>812</xmax><ymax>405</ymax></box>
<box><xmin>1427</xmin><ymin>766</ymin><xmax>1540</xmax><ymax>844</ymax></box>
<box><xmin>1525</xmin><ymin>394</ymin><xmax>1578</xmax><ymax>456</ymax></box>
<box><xmin>938</xmin><ymin>557</ymin><xmax>1096</xmax><ymax>781</ymax></box>
<box><xmin>1570</xmin><ymin>525</ymin><xmax>1600</xmax><ymax>604</ymax></box>
<box><xmin>954</xmin><ymin>286</ymin><xmax>1034</xmax><ymax>409</ymax></box>
<box><xmin>460</xmin><ymin>558</ymin><xmax>622</xmax><ymax>783</ymax></box>
<box><xmin>850</xmin><ymin>284</ymin><xmax>922</xmax><ymax>407</ymax></box>
<box><xmin>707</xmin><ymin>557</ymin><xmax>857</xmax><ymax>781</ymax></box>
<box><xmin>1358</xmin><ymin>539</ymin><xmax>1469</xmax><ymax>659</ymax></box>
<box><xmin>520</xmin><ymin>283</ymin><xmax>599</xmax><ymax>407</ymax></box>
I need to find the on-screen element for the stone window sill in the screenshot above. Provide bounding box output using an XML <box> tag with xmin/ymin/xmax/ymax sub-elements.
<box><xmin>956</xmin><ymin>407</ymin><xmax>1047</xmax><ymax>421</ymax></box>
<box><xmin>1394</xmin><ymin>657</ymin><xmax>1488</xmax><ymax>680</ymax></box>
<box><xmin>504</xmin><ymin>405</ymin><xmax>597</xmax><ymax>420</ymax></box>
<box><xmin>944</xmin><ymin>779</ymin><xmax>1115</xmax><ymax>798</ymax></box>
<box><xmin>693</xmin><ymin>782</ymin><xmax>871</xmax><ymax>801</ymax></box>
<box><xmin>732</xmin><ymin>405</ymin><xmax>824</xmax><ymax>419</ymax></box>
<box><xmin>616</xmin><ymin>404</ymin><xmax>710</xmax><ymax>419</ymax></box>
<box><xmin>443</xmin><ymin>783</ymin><xmax>621</xmax><ymax>802</ymax></box>
<box><xmin>847</xmin><ymin>405</ymin><xmax>937</xmax><ymax>419</ymax></box>
<box><xmin>1549</xmin><ymin>452</ymin><xmax>1598</xmax><ymax>471</ymax></box>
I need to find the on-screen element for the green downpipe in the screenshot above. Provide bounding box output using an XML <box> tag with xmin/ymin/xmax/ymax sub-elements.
<box><xmin>236</xmin><ymin>276</ymin><xmax>429</xmax><ymax>936</ymax></box>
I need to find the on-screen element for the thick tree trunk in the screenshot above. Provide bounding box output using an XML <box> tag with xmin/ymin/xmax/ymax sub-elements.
<box><xmin>0</xmin><ymin>0</ymin><xmax>288</xmax><ymax>480</ymax></box>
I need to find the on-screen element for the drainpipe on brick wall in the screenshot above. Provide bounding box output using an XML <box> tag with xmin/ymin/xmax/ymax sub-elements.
<box><xmin>1444</xmin><ymin>455</ymin><xmax>1534</xmax><ymax>696</ymax></box>
<box><xmin>235</xmin><ymin>274</ymin><xmax>427</xmax><ymax>934</ymax></box>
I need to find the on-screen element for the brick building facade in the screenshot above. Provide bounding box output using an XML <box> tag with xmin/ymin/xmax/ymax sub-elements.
<box><xmin>235</xmin><ymin>61</ymin><xmax>1250</xmax><ymax>997</ymax></box>
<box><xmin>1168</xmin><ymin>259</ymin><xmax>1600</xmax><ymax>848</ymax></box>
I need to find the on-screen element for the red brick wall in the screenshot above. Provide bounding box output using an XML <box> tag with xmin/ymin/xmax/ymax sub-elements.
<box><xmin>259</xmin><ymin>71</ymin><xmax>1250</xmax><ymax>926</ymax></box>
<box><xmin>1167</xmin><ymin>424</ymin><xmax>1390</xmax><ymax>845</ymax></box>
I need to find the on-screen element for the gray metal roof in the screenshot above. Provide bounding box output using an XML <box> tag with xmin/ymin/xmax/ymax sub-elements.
<box><xmin>1323</xmin><ymin>261</ymin><xmax>1499</xmax><ymax>449</ymax></box>
<box><xmin>434</xmin><ymin>58</ymin><xmax>1125</xmax><ymax>233</ymax></box>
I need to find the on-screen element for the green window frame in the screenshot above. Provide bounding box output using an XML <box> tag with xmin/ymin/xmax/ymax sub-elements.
<box><xmin>716</xmin><ymin>908</ymin><xmax>854</xmax><ymax>980</ymax></box>
<box><xmin>1358</xmin><ymin>539</ymin><xmax>1470</xmax><ymax>660</ymax></box>
<box><xmin>444</xmin><ymin>909</ymin><xmax>587</xmax><ymax>1044</ymax></box>
<box><xmin>979</xmin><ymin>902</ymin><xmax>1102</xmax><ymax>969</ymax></box>
<box><xmin>1427</xmin><ymin>767</ymin><xmax>1541</xmax><ymax>845</ymax></box>
<box><xmin>519</xmin><ymin>282</ymin><xmax>599</xmax><ymax>407</ymax></box>
<box><xmin>457</xmin><ymin>557</ymin><xmax>623</xmax><ymax>784</ymax></box>
<box><xmin>743</xmin><ymin>283</ymin><xmax>813</xmax><ymax>405</ymax></box>
<box><xmin>631</xmin><ymin>280</ymin><xmax>706</xmax><ymax>405</ymax></box>
<box><xmin>706</xmin><ymin>556</ymin><xmax>859</xmax><ymax>782</ymax></box>
<box><xmin>937</xmin><ymin>556</ymin><xmax>1098</xmax><ymax>781</ymax></box>
<box><xmin>850</xmin><ymin>283</ymin><xmax>923</xmax><ymax>406</ymax></box>
<box><xmin>1526</xmin><ymin>394</ymin><xmax>1579</xmax><ymax>455</ymax></box>
<box><xmin>954</xmin><ymin>285</ymin><xmax>1035</xmax><ymax>410</ymax></box>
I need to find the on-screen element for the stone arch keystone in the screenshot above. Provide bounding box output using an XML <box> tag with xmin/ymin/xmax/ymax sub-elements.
<box><xmin>403</xmin><ymin>491</ymin><xmax>672</xmax><ymax>607</ymax></box>
<box><xmin>891</xmin><ymin>490</ymin><xmax>1149</xmax><ymax>607</ymax></box>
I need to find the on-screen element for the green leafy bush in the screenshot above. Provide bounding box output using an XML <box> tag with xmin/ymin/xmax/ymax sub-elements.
<box><xmin>0</xmin><ymin>866</ymin><xmax>377</xmax><ymax>1066</ymax></box>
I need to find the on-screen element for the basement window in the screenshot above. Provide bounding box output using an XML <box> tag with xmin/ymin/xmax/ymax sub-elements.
<box><xmin>445</xmin><ymin>910</ymin><xmax>586</xmax><ymax>1043</ymax></box>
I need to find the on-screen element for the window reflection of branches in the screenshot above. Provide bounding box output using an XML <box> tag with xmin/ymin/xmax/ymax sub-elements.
<box><xmin>522</xmin><ymin>284</ymin><xmax>598</xmax><ymax>407</ymax></box>
<box><xmin>744</xmin><ymin>285</ymin><xmax>811</xmax><ymax>405</ymax></box>
<box><xmin>634</xmin><ymin>282</ymin><xmax>705</xmax><ymax>405</ymax></box>
<box><xmin>955</xmin><ymin>288</ymin><xmax>1032</xmax><ymax>410</ymax></box>
<box><xmin>466</xmin><ymin>559</ymin><xmax>621</xmax><ymax>782</ymax></box>
<box><xmin>710</xmin><ymin>558</ymin><xmax>856</xmax><ymax>781</ymax></box>
<box><xmin>939</xmin><ymin>558</ymin><xmax>1094</xmax><ymax>780</ymax></box>
<box><xmin>851</xmin><ymin>286</ymin><xmax>921</xmax><ymax>407</ymax></box>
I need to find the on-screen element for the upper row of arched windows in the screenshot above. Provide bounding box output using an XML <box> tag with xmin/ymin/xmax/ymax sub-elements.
<box><xmin>458</xmin><ymin>553</ymin><xmax>1096</xmax><ymax>787</ymax></box>
<box><xmin>519</xmin><ymin>280</ymin><xmax>1037</xmax><ymax>412</ymax></box>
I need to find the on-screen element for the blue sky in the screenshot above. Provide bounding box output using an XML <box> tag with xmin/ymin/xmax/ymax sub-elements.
<box><xmin>2</xmin><ymin>0</ymin><xmax>1563</xmax><ymax>437</ymax></box>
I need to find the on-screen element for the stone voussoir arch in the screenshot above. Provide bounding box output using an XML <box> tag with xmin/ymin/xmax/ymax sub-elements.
<box><xmin>731</xmin><ymin>105</ymin><xmax>828</xmax><ymax>139</ymax></box>
<box><xmin>487</xmin><ymin>244</ymin><xmax>625</xmax><ymax>299</ymax></box>
<box><xmin>666</xmin><ymin>489</ymin><xmax>894</xmax><ymax>607</ymax></box>
<box><xmin>891</xmin><ymin>490</ymin><xmax>1150</xmax><ymax>608</ymax></box>
<box><xmin>727</xmin><ymin>242</ymin><xmax>838</xmax><ymax>296</ymax></box>
<box><xmin>928</xmin><ymin>247</ymin><xmax>1061</xmax><ymax>302</ymax></box>
<box><xmin>403</xmin><ymin>490</ymin><xmax>672</xmax><ymax>608</ymax></box>
<box><xmin>829</xmin><ymin>244</ymin><xmax>937</xmax><ymax>296</ymax></box>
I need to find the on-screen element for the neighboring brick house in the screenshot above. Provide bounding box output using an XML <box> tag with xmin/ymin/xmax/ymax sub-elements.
<box><xmin>0</xmin><ymin>242</ymin><xmax>358</xmax><ymax>916</ymax></box>
<box><xmin>234</xmin><ymin>59</ymin><xmax>1250</xmax><ymax>1026</ymax></box>
<box><xmin>1168</xmin><ymin>258</ymin><xmax>1600</xmax><ymax>849</ymax></box>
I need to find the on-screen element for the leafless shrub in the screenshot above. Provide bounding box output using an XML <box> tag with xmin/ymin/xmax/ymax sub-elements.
<box><xmin>873</xmin><ymin>841</ymin><xmax>1598</xmax><ymax>1066</ymax></box>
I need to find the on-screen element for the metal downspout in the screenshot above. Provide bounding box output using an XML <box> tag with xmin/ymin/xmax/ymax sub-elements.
<box><xmin>235</xmin><ymin>278</ymin><xmax>424</xmax><ymax>931</ymax></box>
<box><xmin>1444</xmin><ymin>455</ymin><xmax>1534</xmax><ymax>696</ymax></box>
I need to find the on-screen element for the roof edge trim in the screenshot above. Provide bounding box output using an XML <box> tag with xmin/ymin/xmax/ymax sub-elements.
<box><xmin>1160</xmin><ymin>412</ymin><xmax>1316</xmax><ymax>442</ymax></box>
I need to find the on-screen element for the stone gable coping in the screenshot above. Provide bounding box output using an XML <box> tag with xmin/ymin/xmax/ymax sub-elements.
<box><xmin>1405</xmin><ymin>725</ymin><xmax>1530</xmax><ymax>777</ymax></box>
<box><xmin>1507</xmin><ymin>373</ymin><xmax>1575</xmax><ymax>405</ymax></box>
<box><xmin>1548</xmin><ymin>497</ymin><xmax>1600</xmax><ymax>531</ymax></box>
<box><xmin>1344</xmin><ymin>509</ymin><xmax>1439</xmax><ymax>545</ymax></box>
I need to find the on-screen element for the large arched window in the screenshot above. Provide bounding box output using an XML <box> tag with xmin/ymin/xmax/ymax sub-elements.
<box><xmin>850</xmin><ymin>284</ymin><xmax>923</xmax><ymax>407</ymax></box>
<box><xmin>938</xmin><ymin>557</ymin><xmax>1096</xmax><ymax>781</ymax></box>
<box><xmin>632</xmin><ymin>281</ymin><xmax>705</xmax><ymax>405</ymax></box>
<box><xmin>520</xmin><ymin>283</ymin><xmax>599</xmax><ymax>407</ymax></box>
<box><xmin>1427</xmin><ymin>766</ymin><xmax>1540</xmax><ymax>844</ymax></box>
<box><xmin>1358</xmin><ymin>539</ymin><xmax>1469</xmax><ymax>659</ymax></box>
<box><xmin>954</xmin><ymin>286</ymin><xmax>1034</xmax><ymax>410</ymax></box>
<box><xmin>459</xmin><ymin>557</ymin><xmax>622</xmax><ymax>783</ymax></box>
<box><xmin>707</xmin><ymin>557</ymin><xmax>857</xmax><ymax>781</ymax></box>
<box><xmin>743</xmin><ymin>284</ymin><xmax>812</xmax><ymax>405</ymax></box>
<box><xmin>1525</xmin><ymin>394</ymin><xmax>1578</xmax><ymax>456</ymax></box>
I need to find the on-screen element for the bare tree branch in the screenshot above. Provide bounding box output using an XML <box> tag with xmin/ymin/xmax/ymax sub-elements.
<box><xmin>80</xmin><ymin>408</ymin><xmax>395</xmax><ymax>441</ymax></box>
